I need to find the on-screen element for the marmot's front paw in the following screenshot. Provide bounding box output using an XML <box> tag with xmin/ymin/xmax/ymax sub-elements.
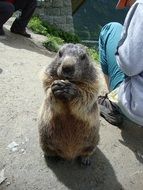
<box><xmin>51</xmin><ymin>80</ymin><xmax>79</xmax><ymax>101</ymax></box>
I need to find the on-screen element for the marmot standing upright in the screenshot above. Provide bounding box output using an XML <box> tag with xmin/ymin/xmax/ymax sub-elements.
<box><xmin>38</xmin><ymin>43</ymin><xmax>100</xmax><ymax>165</ymax></box>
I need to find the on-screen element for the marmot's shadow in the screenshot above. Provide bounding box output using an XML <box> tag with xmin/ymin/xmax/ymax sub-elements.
<box><xmin>120</xmin><ymin>121</ymin><xmax>143</xmax><ymax>163</ymax></box>
<box><xmin>45</xmin><ymin>148</ymin><xmax>122</xmax><ymax>190</ymax></box>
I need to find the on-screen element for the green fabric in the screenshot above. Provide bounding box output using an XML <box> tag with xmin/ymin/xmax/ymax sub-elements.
<box><xmin>99</xmin><ymin>22</ymin><xmax>125</xmax><ymax>91</ymax></box>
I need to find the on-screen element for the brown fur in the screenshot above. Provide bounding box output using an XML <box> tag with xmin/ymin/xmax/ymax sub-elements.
<box><xmin>38</xmin><ymin>44</ymin><xmax>100</xmax><ymax>163</ymax></box>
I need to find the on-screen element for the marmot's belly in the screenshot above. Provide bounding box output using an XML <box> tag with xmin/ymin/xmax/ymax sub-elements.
<box><xmin>49</xmin><ymin>114</ymin><xmax>95</xmax><ymax>159</ymax></box>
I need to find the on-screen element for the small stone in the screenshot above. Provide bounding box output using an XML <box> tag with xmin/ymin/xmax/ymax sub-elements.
<box><xmin>0</xmin><ymin>68</ymin><xmax>3</xmax><ymax>74</ymax></box>
<box><xmin>0</xmin><ymin>169</ymin><xmax>7</xmax><ymax>185</ymax></box>
<box><xmin>6</xmin><ymin>181</ymin><xmax>11</xmax><ymax>186</ymax></box>
<box><xmin>21</xmin><ymin>149</ymin><xmax>25</xmax><ymax>153</ymax></box>
<box><xmin>7</xmin><ymin>142</ymin><xmax>19</xmax><ymax>149</ymax></box>
<box><xmin>25</xmin><ymin>137</ymin><xmax>29</xmax><ymax>142</ymax></box>
<box><xmin>12</xmin><ymin>147</ymin><xmax>18</xmax><ymax>152</ymax></box>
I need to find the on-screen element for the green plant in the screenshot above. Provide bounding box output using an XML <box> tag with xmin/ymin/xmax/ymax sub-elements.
<box><xmin>43</xmin><ymin>35</ymin><xmax>64</xmax><ymax>52</ymax></box>
<box><xmin>87</xmin><ymin>48</ymin><xmax>99</xmax><ymax>62</ymax></box>
<box><xmin>41</xmin><ymin>20</ymin><xmax>80</xmax><ymax>43</ymax></box>
<box><xmin>28</xmin><ymin>17</ymin><xmax>47</xmax><ymax>35</ymax></box>
<box><xmin>29</xmin><ymin>16</ymin><xmax>81</xmax><ymax>52</ymax></box>
<box><xmin>29</xmin><ymin>16</ymin><xmax>99</xmax><ymax>61</ymax></box>
<box><xmin>29</xmin><ymin>16</ymin><xmax>80</xmax><ymax>43</ymax></box>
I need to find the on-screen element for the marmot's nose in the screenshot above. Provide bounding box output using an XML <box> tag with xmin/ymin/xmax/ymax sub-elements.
<box><xmin>62</xmin><ymin>65</ymin><xmax>75</xmax><ymax>76</ymax></box>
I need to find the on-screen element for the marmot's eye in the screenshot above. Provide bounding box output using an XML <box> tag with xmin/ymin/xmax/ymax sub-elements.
<box><xmin>80</xmin><ymin>54</ymin><xmax>86</xmax><ymax>60</ymax></box>
<box><xmin>59</xmin><ymin>51</ymin><xmax>63</xmax><ymax>58</ymax></box>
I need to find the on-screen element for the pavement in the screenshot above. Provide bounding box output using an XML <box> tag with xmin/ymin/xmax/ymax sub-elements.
<box><xmin>0</xmin><ymin>18</ymin><xmax>143</xmax><ymax>190</ymax></box>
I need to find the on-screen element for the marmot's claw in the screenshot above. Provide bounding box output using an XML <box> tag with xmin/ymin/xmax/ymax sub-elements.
<box><xmin>79</xmin><ymin>156</ymin><xmax>91</xmax><ymax>166</ymax></box>
<box><xmin>51</xmin><ymin>80</ymin><xmax>78</xmax><ymax>100</ymax></box>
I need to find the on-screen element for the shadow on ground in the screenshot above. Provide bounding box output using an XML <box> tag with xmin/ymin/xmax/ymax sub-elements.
<box><xmin>120</xmin><ymin>122</ymin><xmax>143</xmax><ymax>164</ymax></box>
<box><xmin>45</xmin><ymin>148</ymin><xmax>123</xmax><ymax>190</ymax></box>
<box><xmin>1</xmin><ymin>27</ymin><xmax>54</xmax><ymax>57</ymax></box>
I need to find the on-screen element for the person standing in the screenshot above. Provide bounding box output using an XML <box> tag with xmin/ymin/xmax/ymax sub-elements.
<box><xmin>0</xmin><ymin>0</ymin><xmax>37</xmax><ymax>38</ymax></box>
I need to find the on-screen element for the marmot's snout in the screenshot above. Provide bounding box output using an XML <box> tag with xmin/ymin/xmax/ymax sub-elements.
<box><xmin>62</xmin><ymin>64</ymin><xmax>75</xmax><ymax>77</ymax></box>
<box><xmin>60</xmin><ymin>55</ymin><xmax>76</xmax><ymax>79</ymax></box>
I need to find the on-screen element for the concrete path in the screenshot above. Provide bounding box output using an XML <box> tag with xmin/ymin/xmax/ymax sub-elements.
<box><xmin>0</xmin><ymin>19</ymin><xmax>143</xmax><ymax>190</ymax></box>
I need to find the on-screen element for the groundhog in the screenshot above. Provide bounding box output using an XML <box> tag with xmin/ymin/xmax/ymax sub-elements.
<box><xmin>38</xmin><ymin>43</ymin><xmax>100</xmax><ymax>165</ymax></box>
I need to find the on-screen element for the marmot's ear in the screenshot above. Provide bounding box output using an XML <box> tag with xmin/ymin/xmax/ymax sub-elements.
<box><xmin>57</xmin><ymin>43</ymin><xmax>65</xmax><ymax>52</ymax></box>
<box><xmin>56</xmin><ymin>43</ymin><xmax>68</xmax><ymax>55</ymax></box>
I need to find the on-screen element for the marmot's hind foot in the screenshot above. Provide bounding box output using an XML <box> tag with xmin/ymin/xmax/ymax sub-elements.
<box><xmin>78</xmin><ymin>156</ymin><xmax>91</xmax><ymax>166</ymax></box>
